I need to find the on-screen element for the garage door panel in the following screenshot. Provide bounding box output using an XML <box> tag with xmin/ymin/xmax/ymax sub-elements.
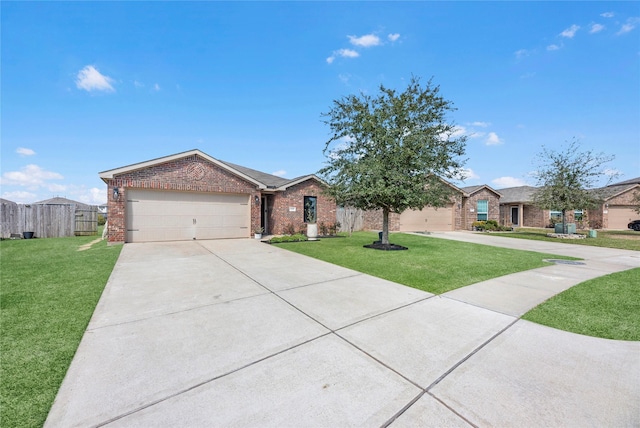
<box><xmin>608</xmin><ymin>206</ymin><xmax>639</xmax><ymax>229</ymax></box>
<box><xmin>126</xmin><ymin>190</ymin><xmax>250</xmax><ymax>243</ymax></box>
<box><xmin>399</xmin><ymin>204</ymin><xmax>454</xmax><ymax>232</ymax></box>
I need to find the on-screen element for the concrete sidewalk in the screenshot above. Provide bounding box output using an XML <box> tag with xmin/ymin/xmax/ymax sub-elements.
<box><xmin>45</xmin><ymin>234</ymin><xmax>640</xmax><ymax>427</ymax></box>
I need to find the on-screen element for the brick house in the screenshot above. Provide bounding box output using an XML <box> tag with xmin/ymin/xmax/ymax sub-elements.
<box><xmin>359</xmin><ymin>181</ymin><xmax>501</xmax><ymax>232</ymax></box>
<box><xmin>99</xmin><ymin>149</ymin><xmax>336</xmax><ymax>244</ymax></box>
<box><xmin>498</xmin><ymin>178</ymin><xmax>640</xmax><ymax>229</ymax></box>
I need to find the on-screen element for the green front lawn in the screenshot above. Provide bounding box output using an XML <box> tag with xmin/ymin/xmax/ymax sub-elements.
<box><xmin>523</xmin><ymin>268</ymin><xmax>640</xmax><ymax>341</ymax></box>
<box><xmin>0</xmin><ymin>235</ymin><xmax>122</xmax><ymax>428</ymax></box>
<box><xmin>495</xmin><ymin>228</ymin><xmax>640</xmax><ymax>251</ymax></box>
<box><xmin>274</xmin><ymin>231</ymin><xmax>576</xmax><ymax>294</ymax></box>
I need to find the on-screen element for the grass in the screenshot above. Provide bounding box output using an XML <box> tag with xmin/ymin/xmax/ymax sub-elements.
<box><xmin>0</xmin><ymin>232</ymin><xmax>122</xmax><ymax>428</ymax></box>
<box><xmin>523</xmin><ymin>268</ymin><xmax>640</xmax><ymax>341</ymax></box>
<box><xmin>274</xmin><ymin>231</ymin><xmax>577</xmax><ymax>294</ymax></box>
<box><xmin>494</xmin><ymin>227</ymin><xmax>640</xmax><ymax>251</ymax></box>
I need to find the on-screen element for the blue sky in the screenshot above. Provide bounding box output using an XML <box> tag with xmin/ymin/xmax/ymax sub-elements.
<box><xmin>2</xmin><ymin>1</ymin><xmax>639</xmax><ymax>204</ymax></box>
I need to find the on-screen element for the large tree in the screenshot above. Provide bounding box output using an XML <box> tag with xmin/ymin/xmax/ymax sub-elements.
<box><xmin>319</xmin><ymin>76</ymin><xmax>467</xmax><ymax>246</ymax></box>
<box><xmin>532</xmin><ymin>139</ymin><xmax>617</xmax><ymax>233</ymax></box>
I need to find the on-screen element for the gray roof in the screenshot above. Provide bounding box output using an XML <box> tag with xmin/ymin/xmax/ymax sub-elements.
<box><xmin>594</xmin><ymin>183</ymin><xmax>639</xmax><ymax>201</ymax></box>
<box><xmin>496</xmin><ymin>186</ymin><xmax>539</xmax><ymax>204</ymax></box>
<box><xmin>0</xmin><ymin>198</ymin><xmax>17</xmax><ymax>205</ymax></box>
<box><xmin>460</xmin><ymin>184</ymin><xmax>502</xmax><ymax>197</ymax></box>
<box><xmin>608</xmin><ymin>176</ymin><xmax>640</xmax><ymax>187</ymax></box>
<box><xmin>33</xmin><ymin>197</ymin><xmax>91</xmax><ymax>207</ymax></box>
<box><xmin>219</xmin><ymin>160</ymin><xmax>292</xmax><ymax>189</ymax></box>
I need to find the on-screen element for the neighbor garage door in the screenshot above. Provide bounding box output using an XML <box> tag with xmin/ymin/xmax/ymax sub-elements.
<box><xmin>126</xmin><ymin>189</ymin><xmax>250</xmax><ymax>242</ymax></box>
<box><xmin>607</xmin><ymin>206</ymin><xmax>639</xmax><ymax>230</ymax></box>
<box><xmin>399</xmin><ymin>204</ymin><xmax>454</xmax><ymax>232</ymax></box>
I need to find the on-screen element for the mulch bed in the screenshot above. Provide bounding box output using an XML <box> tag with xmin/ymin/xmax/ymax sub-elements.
<box><xmin>363</xmin><ymin>241</ymin><xmax>408</xmax><ymax>251</ymax></box>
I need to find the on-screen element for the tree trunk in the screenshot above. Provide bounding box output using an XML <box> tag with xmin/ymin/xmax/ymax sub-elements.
<box><xmin>382</xmin><ymin>208</ymin><xmax>390</xmax><ymax>245</ymax></box>
<box><xmin>562</xmin><ymin>209</ymin><xmax>567</xmax><ymax>234</ymax></box>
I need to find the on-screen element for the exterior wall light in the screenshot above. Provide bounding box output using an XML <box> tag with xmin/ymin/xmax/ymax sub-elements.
<box><xmin>113</xmin><ymin>187</ymin><xmax>120</xmax><ymax>201</ymax></box>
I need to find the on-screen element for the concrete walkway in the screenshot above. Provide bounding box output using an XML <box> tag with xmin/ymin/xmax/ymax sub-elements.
<box><xmin>45</xmin><ymin>233</ymin><xmax>640</xmax><ymax>427</ymax></box>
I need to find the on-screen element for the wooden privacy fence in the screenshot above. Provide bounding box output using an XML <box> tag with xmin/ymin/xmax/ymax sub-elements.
<box><xmin>0</xmin><ymin>202</ymin><xmax>98</xmax><ymax>239</ymax></box>
<box><xmin>336</xmin><ymin>206</ymin><xmax>364</xmax><ymax>234</ymax></box>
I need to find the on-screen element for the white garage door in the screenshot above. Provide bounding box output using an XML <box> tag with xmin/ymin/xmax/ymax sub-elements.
<box><xmin>399</xmin><ymin>204</ymin><xmax>454</xmax><ymax>232</ymax></box>
<box><xmin>607</xmin><ymin>206</ymin><xmax>639</xmax><ymax>230</ymax></box>
<box><xmin>126</xmin><ymin>189</ymin><xmax>250</xmax><ymax>242</ymax></box>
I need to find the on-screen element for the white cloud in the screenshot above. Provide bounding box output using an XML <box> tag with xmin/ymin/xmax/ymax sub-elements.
<box><xmin>560</xmin><ymin>24</ymin><xmax>580</xmax><ymax>38</ymax></box>
<box><xmin>348</xmin><ymin>34</ymin><xmax>381</xmax><ymax>47</ymax></box>
<box><xmin>492</xmin><ymin>176</ymin><xmax>528</xmax><ymax>188</ymax></box>
<box><xmin>461</xmin><ymin>168</ymin><xmax>480</xmax><ymax>180</ymax></box>
<box><xmin>272</xmin><ymin>170</ymin><xmax>287</xmax><ymax>177</ymax></box>
<box><xmin>617</xmin><ymin>18</ymin><xmax>640</xmax><ymax>35</ymax></box>
<box><xmin>0</xmin><ymin>164</ymin><xmax>64</xmax><ymax>190</ymax></box>
<box><xmin>75</xmin><ymin>65</ymin><xmax>115</xmax><ymax>92</ymax></box>
<box><xmin>485</xmin><ymin>132</ymin><xmax>503</xmax><ymax>146</ymax></box>
<box><xmin>153</xmin><ymin>83</ymin><xmax>161</xmax><ymax>91</ymax></box>
<box><xmin>338</xmin><ymin>73</ymin><xmax>351</xmax><ymax>84</ymax></box>
<box><xmin>547</xmin><ymin>44</ymin><xmax>562</xmax><ymax>51</ymax></box>
<box><xmin>134</xmin><ymin>80</ymin><xmax>144</xmax><ymax>88</ymax></box>
<box><xmin>601</xmin><ymin>12</ymin><xmax>614</xmax><ymax>18</ymax></box>
<box><xmin>388</xmin><ymin>33</ymin><xmax>400</xmax><ymax>42</ymax></box>
<box><xmin>471</xmin><ymin>121</ymin><xmax>491</xmax><ymax>128</ymax></box>
<box><xmin>1</xmin><ymin>190</ymin><xmax>37</xmax><ymax>202</ymax></box>
<box><xmin>17</xmin><ymin>147</ymin><xmax>36</xmax><ymax>156</ymax></box>
<box><xmin>327</xmin><ymin>48</ymin><xmax>360</xmax><ymax>64</ymax></box>
<box><xmin>514</xmin><ymin>49</ymin><xmax>530</xmax><ymax>59</ymax></box>
<box><xmin>603</xmin><ymin>168</ymin><xmax>622</xmax><ymax>177</ymax></box>
<box><xmin>520</xmin><ymin>72</ymin><xmax>536</xmax><ymax>79</ymax></box>
<box><xmin>590</xmin><ymin>23</ymin><xmax>605</xmax><ymax>34</ymax></box>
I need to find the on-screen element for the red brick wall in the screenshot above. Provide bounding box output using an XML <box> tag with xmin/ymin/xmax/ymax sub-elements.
<box><xmin>106</xmin><ymin>155</ymin><xmax>260</xmax><ymax>243</ymax></box>
<box><xmin>268</xmin><ymin>180</ymin><xmax>337</xmax><ymax>235</ymax></box>
<box><xmin>361</xmin><ymin>209</ymin><xmax>401</xmax><ymax>232</ymax></box>
<box><xmin>463</xmin><ymin>189</ymin><xmax>500</xmax><ymax>230</ymax></box>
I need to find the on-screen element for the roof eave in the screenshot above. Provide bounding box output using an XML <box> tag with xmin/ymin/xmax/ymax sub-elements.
<box><xmin>99</xmin><ymin>149</ymin><xmax>267</xmax><ymax>189</ymax></box>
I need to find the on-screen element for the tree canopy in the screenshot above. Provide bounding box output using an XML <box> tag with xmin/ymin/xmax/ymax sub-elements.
<box><xmin>531</xmin><ymin>139</ymin><xmax>617</xmax><ymax>232</ymax></box>
<box><xmin>319</xmin><ymin>76</ymin><xmax>467</xmax><ymax>245</ymax></box>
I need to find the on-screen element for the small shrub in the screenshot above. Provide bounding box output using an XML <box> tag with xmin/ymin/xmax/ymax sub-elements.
<box><xmin>472</xmin><ymin>220</ymin><xmax>486</xmax><ymax>231</ymax></box>
<box><xmin>97</xmin><ymin>214</ymin><xmax>106</xmax><ymax>226</ymax></box>
<box><xmin>332</xmin><ymin>222</ymin><xmax>340</xmax><ymax>235</ymax></box>
<box><xmin>283</xmin><ymin>223</ymin><xmax>296</xmax><ymax>236</ymax></box>
<box><xmin>269</xmin><ymin>234</ymin><xmax>308</xmax><ymax>243</ymax></box>
<box><xmin>319</xmin><ymin>222</ymin><xmax>328</xmax><ymax>236</ymax></box>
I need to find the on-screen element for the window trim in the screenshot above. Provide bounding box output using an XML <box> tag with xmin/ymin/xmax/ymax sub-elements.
<box><xmin>303</xmin><ymin>196</ymin><xmax>317</xmax><ymax>223</ymax></box>
<box><xmin>476</xmin><ymin>199</ymin><xmax>488</xmax><ymax>221</ymax></box>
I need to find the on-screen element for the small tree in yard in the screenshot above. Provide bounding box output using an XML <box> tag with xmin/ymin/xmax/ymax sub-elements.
<box><xmin>319</xmin><ymin>76</ymin><xmax>467</xmax><ymax>247</ymax></box>
<box><xmin>532</xmin><ymin>139</ymin><xmax>618</xmax><ymax>234</ymax></box>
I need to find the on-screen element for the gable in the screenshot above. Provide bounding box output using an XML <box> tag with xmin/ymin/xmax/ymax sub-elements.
<box><xmin>107</xmin><ymin>154</ymin><xmax>260</xmax><ymax>194</ymax></box>
<box><xmin>100</xmin><ymin>149</ymin><xmax>265</xmax><ymax>189</ymax></box>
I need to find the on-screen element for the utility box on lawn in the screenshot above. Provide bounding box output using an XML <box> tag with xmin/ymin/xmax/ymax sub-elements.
<box><xmin>554</xmin><ymin>223</ymin><xmax>576</xmax><ymax>234</ymax></box>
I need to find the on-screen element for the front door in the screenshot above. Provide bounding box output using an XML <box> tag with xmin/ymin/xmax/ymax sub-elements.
<box><xmin>511</xmin><ymin>206</ymin><xmax>519</xmax><ymax>226</ymax></box>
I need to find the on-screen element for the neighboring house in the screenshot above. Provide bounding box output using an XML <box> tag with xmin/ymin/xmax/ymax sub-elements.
<box><xmin>587</xmin><ymin>177</ymin><xmax>640</xmax><ymax>229</ymax></box>
<box><xmin>360</xmin><ymin>181</ymin><xmax>501</xmax><ymax>232</ymax></box>
<box><xmin>497</xmin><ymin>177</ymin><xmax>640</xmax><ymax>229</ymax></box>
<box><xmin>497</xmin><ymin>186</ymin><xmax>552</xmax><ymax>228</ymax></box>
<box><xmin>99</xmin><ymin>149</ymin><xmax>336</xmax><ymax>244</ymax></box>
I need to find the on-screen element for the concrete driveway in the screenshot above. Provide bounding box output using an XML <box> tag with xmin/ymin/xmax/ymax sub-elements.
<box><xmin>45</xmin><ymin>233</ymin><xmax>640</xmax><ymax>427</ymax></box>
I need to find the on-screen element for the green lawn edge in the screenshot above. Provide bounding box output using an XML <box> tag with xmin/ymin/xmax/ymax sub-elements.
<box><xmin>0</xmin><ymin>235</ymin><xmax>122</xmax><ymax>428</ymax></box>
<box><xmin>522</xmin><ymin>267</ymin><xmax>640</xmax><ymax>341</ymax></box>
<box><xmin>274</xmin><ymin>231</ymin><xmax>578</xmax><ymax>295</ymax></box>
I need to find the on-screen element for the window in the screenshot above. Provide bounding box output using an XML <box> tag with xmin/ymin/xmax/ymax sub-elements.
<box><xmin>550</xmin><ymin>210</ymin><xmax>562</xmax><ymax>221</ymax></box>
<box><xmin>476</xmin><ymin>200</ymin><xmax>488</xmax><ymax>221</ymax></box>
<box><xmin>303</xmin><ymin>196</ymin><xmax>317</xmax><ymax>223</ymax></box>
<box><xmin>574</xmin><ymin>209</ymin><xmax>583</xmax><ymax>221</ymax></box>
